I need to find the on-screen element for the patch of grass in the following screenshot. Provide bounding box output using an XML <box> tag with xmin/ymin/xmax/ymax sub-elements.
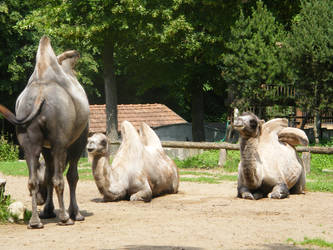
<box><xmin>0</xmin><ymin>161</ymin><xmax>28</xmax><ymax>176</ymax></box>
<box><xmin>174</xmin><ymin>149</ymin><xmax>239</xmax><ymax>172</ymax></box>
<box><xmin>180</xmin><ymin>176</ymin><xmax>221</xmax><ymax>184</ymax></box>
<box><xmin>180</xmin><ymin>170</ymin><xmax>237</xmax><ymax>184</ymax></box>
<box><xmin>287</xmin><ymin>237</ymin><xmax>333</xmax><ymax>249</ymax></box>
<box><xmin>307</xmin><ymin>153</ymin><xmax>333</xmax><ymax>192</ymax></box>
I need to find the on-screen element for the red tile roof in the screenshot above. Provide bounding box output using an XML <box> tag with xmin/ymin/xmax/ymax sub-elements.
<box><xmin>89</xmin><ymin>104</ymin><xmax>187</xmax><ymax>134</ymax></box>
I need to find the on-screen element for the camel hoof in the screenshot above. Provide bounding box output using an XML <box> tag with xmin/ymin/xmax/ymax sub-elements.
<box><xmin>27</xmin><ymin>222</ymin><xmax>44</xmax><ymax>229</ymax></box>
<box><xmin>241</xmin><ymin>192</ymin><xmax>255</xmax><ymax>200</ymax></box>
<box><xmin>71</xmin><ymin>213</ymin><xmax>84</xmax><ymax>221</ymax></box>
<box><xmin>130</xmin><ymin>195</ymin><xmax>143</xmax><ymax>201</ymax></box>
<box><xmin>57</xmin><ymin>218</ymin><xmax>75</xmax><ymax>226</ymax></box>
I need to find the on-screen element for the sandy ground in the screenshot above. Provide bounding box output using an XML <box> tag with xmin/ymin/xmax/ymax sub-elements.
<box><xmin>0</xmin><ymin>174</ymin><xmax>333</xmax><ymax>250</ymax></box>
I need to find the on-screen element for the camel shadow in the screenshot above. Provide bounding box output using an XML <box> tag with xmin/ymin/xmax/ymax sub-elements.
<box><xmin>109</xmin><ymin>246</ymin><xmax>203</xmax><ymax>250</ymax></box>
<box><xmin>261</xmin><ymin>243</ymin><xmax>308</xmax><ymax>249</ymax></box>
<box><xmin>38</xmin><ymin>209</ymin><xmax>93</xmax><ymax>225</ymax></box>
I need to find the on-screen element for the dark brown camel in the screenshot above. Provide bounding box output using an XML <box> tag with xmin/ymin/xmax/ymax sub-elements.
<box><xmin>0</xmin><ymin>36</ymin><xmax>90</xmax><ymax>228</ymax></box>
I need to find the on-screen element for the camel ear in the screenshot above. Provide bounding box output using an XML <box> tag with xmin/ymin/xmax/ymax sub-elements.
<box><xmin>258</xmin><ymin>119</ymin><xmax>265</xmax><ymax>135</ymax></box>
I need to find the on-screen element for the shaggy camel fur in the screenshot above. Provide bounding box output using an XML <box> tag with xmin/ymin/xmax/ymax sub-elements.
<box><xmin>233</xmin><ymin>112</ymin><xmax>308</xmax><ymax>200</ymax></box>
<box><xmin>0</xmin><ymin>36</ymin><xmax>89</xmax><ymax>228</ymax></box>
<box><xmin>87</xmin><ymin>121</ymin><xmax>179</xmax><ymax>202</ymax></box>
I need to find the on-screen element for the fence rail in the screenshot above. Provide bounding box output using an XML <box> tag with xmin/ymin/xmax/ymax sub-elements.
<box><xmin>110</xmin><ymin>141</ymin><xmax>333</xmax><ymax>154</ymax></box>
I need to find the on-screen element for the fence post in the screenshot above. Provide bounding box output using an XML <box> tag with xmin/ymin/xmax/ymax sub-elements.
<box><xmin>302</xmin><ymin>152</ymin><xmax>311</xmax><ymax>173</ymax></box>
<box><xmin>218</xmin><ymin>149</ymin><xmax>227</xmax><ymax>167</ymax></box>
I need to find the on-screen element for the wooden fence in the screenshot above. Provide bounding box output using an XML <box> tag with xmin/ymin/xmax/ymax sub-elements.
<box><xmin>110</xmin><ymin>140</ymin><xmax>332</xmax><ymax>173</ymax></box>
<box><xmin>110</xmin><ymin>140</ymin><xmax>333</xmax><ymax>154</ymax></box>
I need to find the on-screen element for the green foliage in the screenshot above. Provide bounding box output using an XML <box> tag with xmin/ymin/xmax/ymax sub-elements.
<box><xmin>222</xmin><ymin>1</ymin><xmax>288</xmax><ymax>113</ymax></box>
<box><xmin>0</xmin><ymin>193</ymin><xmax>12</xmax><ymax>224</ymax></box>
<box><xmin>0</xmin><ymin>192</ymin><xmax>31</xmax><ymax>224</ymax></box>
<box><xmin>285</xmin><ymin>0</ymin><xmax>333</xmax><ymax>112</ymax></box>
<box><xmin>0</xmin><ymin>135</ymin><xmax>19</xmax><ymax>162</ymax></box>
<box><xmin>287</xmin><ymin>237</ymin><xmax>333</xmax><ymax>249</ymax></box>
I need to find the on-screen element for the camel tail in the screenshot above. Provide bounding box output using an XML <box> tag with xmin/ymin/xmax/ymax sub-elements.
<box><xmin>0</xmin><ymin>98</ymin><xmax>44</xmax><ymax>126</ymax></box>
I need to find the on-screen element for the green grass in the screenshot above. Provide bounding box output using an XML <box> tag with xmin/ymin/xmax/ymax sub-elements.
<box><xmin>174</xmin><ymin>150</ymin><xmax>239</xmax><ymax>172</ymax></box>
<box><xmin>287</xmin><ymin>237</ymin><xmax>333</xmax><ymax>249</ymax></box>
<box><xmin>180</xmin><ymin>170</ymin><xmax>237</xmax><ymax>184</ymax></box>
<box><xmin>0</xmin><ymin>161</ymin><xmax>28</xmax><ymax>176</ymax></box>
<box><xmin>306</xmin><ymin>153</ymin><xmax>333</xmax><ymax>192</ymax></box>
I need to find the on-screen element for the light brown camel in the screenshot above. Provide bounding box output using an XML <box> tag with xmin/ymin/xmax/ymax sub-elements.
<box><xmin>233</xmin><ymin>112</ymin><xmax>308</xmax><ymax>200</ymax></box>
<box><xmin>86</xmin><ymin>121</ymin><xmax>179</xmax><ymax>202</ymax></box>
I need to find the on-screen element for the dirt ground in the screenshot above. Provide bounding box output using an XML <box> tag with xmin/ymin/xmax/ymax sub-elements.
<box><xmin>0</xmin><ymin>174</ymin><xmax>333</xmax><ymax>250</ymax></box>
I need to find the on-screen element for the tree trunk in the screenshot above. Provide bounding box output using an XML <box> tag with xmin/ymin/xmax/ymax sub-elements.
<box><xmin>103</xmin><ymin>34</ymin><xmax>118</xmax><ymax>143</ymax></box>
<box><xmin>191</xmin><ymin>79</ymin><xmax>205</xmax><ymax>142</ymax></box>
<box><xmin>313</xmin><ymin>110</ymin><xmax>321</xmax><ymax>144</ymax></box>
<box><xmin>313</xmin><ymin>84</ymin><xmax>321</xmax><ymax>144</ymax></box>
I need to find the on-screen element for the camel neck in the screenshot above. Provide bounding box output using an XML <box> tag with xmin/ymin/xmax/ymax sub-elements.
<box><xmin>240</xmin><ymin>137</ymin><xmax>260</xmax><ymax>186</ymax></box>
<box><xmin>91</xmin><ymin>155</ymin><xmax>110</xmax><ymax>195</ymax></box>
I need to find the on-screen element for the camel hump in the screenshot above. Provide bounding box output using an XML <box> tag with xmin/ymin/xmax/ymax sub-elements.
<box><xmin>139</xmin><ymin>122</ymin><xmax>162</xmax><ymax>149</ymax></box>
<box><xmin>120</xmin><ymin>121</ymin><xmax>142</xmax><ymax>151</ymax></box>
<box><xmin>33</xmin><ymin>35</ymin><xmax>62</xmax><ymax>81</ymax></box>
<box><xmin>57</xmin><ymin>50</ymin><xmax>80</xmax><ymax>76</ymax></box>
<box><xmin>261</xmin><ymin>118</ymin><xmax>288</xmax><ymax>137</ymax></box>
<box><xmin>278</xmin><ymin>127</ymin><xmax>309</xmax><ymax>146</ymax></box>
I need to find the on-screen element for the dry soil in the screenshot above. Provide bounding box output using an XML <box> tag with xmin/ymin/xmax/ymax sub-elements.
<box><xmin>0</xmin><ymin>174</ymin><xmax>333</xmax><ymax>250</ymax></box>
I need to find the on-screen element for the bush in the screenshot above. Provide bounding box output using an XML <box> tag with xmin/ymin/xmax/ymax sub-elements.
<box><xmin>0</xmin><ymin>135</ymin><xmax>19</xmax><ymax>161</ymax></box>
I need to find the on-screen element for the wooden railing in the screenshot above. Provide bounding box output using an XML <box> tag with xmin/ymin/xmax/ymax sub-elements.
<box><xmin>110</xmin><ymin>140</ymin><xmax>333</xmax><ymax>154</ymax></box>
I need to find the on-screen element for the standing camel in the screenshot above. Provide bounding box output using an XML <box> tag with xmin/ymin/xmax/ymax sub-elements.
<box><xmin>0</xmin><ymin>36</ymin><xmax>89</xmax><ymax>228</ymax></box>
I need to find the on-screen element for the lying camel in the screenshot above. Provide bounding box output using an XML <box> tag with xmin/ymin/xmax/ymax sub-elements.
<box><xmin>0</xmin><ymin>36</ymin><xmax>89</xmax><ymax>228</ymax></box>
<box><xmin>233</xmin><ymin>112</ymin><xmax>308</xmax><ymax>200</ymax></box>
<box><xmin>87</xmin><ymin>121</ymin><xmax>179</xmax><ymax>202</ymax></box>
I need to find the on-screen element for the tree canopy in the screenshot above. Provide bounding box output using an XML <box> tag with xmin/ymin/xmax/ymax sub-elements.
<box><xmin>0</xmin><ymin>0</ymin><xmax>331</xmax><ymax>143</ymax></box>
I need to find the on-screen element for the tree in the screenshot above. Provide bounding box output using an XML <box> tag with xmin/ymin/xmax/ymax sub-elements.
<box><xmin>221</xmin><ymin>1</ymin><xmax>288</xmax><ymax>119</ymax></box>
<box><xmin>285</xmin><ymin>0</ymin><xmax>333</xmax><ymax>143</ymax></box>
<box><xmin>17</xmin><ymin>0</ymin><xmax>243</xmax><ymax>142</ymax></box>
<box><xmin>150</xmin><ymin>0</ymin><xmax>242</xmax><ymax>141</ymax></box>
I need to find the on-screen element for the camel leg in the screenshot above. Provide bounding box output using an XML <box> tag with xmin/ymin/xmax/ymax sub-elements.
<box><xmin>66</xmin><ymin>127</ymin><xmax>87</xmax><ymax>221</ymax></box>
<box><xmin>290</xmin><ymin>166</ymin><xmax>306</xmax><ymax>195</ymax></box>
<box><xmin>18</xmin><ymin>129</ymin><xmax>43</xmax><ymax>229</ymax></box>
<box><xmin>26</xmin><ymin>152</ymin><xmax>44</xmax><ymax>228</ymax></box>
<box><xmin>52</xmin><ymin>148</ymin><xmax>73</xmax><ymax>226</ymax></box>
<box><xmin>39</xmin><ymin>150</ymin><xmax>56</xmax><ymax>219</ymax></box>
<box><xmin>130</xmin><ymin>182</ymin><xmax>153</xmax><ymax>202</ymax></box>
<box><xmin>66</xmin><ymin>160</ymin><xmax>84</xmax><ymax>221</ymax></box>
<box><xmin>268</xmin><ymin>183</ymin><xmax>289</xmax><ymax>199</ymax></box>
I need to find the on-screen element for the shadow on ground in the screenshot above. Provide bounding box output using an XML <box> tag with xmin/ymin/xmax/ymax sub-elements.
<box><xmin>261</xmin><ymin>243</ymin><xmax>308</xmax><ymax>249</ymax></box>
<box><xmin>110</xmin><ymin>246</ymin><xmax>203</xmax><ymax>250</ymax></box>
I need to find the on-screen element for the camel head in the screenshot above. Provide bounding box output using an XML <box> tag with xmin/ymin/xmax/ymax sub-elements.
<box><xmin>87</xmin><ymin>133</ymin><xmax>109</xmax><ymax>157</ymax></box>
<box><xmin>233</xmin><ymin>112</ymin><xmax>264</xmax><ymax>138</ymax></box>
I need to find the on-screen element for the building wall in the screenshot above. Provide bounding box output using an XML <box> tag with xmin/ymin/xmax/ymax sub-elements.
<box><xmin>154</xmin><ymin>122</ymin><xmax>228</xmax><ymax>142</ymax></box>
